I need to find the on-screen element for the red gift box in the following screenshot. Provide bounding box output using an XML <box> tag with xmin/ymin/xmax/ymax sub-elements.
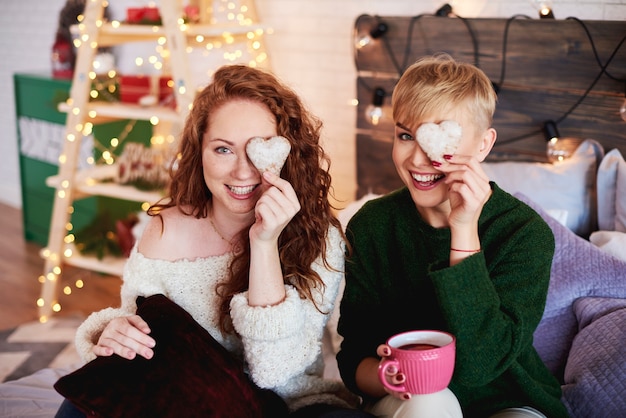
<box><xmin>119</xmin><ymin>75</ymin><xmax>174</xmax><ymax>106</ymax></box>
<box><xmin>126</xmin><ymin>7</ymin><xmax>161</xmax><ymax>24</ymax></box>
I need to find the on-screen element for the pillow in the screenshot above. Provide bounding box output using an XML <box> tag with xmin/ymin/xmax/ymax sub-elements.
<box><xmin>515</xmin><ymin>193</ymin><xmax>626</xmax><ymax>380</ymax></box>
<box><xmin>483</xmin><ymin>139</ymin><xmax>604</xmax><ymax>236</ymax></box>
<box><xmin>54</xmin><ymin>294</ymin><xmax>288</xmax><ymax>418</ymax></box>
<box><xmin>561</xmin><ymin>297</ymin><xmax>626</xmax><ymax>417</ymax></box>
<box><xmin>597</xmin><ymin>148</ymin><xmax>626</xmax><ymax>232</ymax></box>
<box><xmin>589</xmin><ymin>230</ymin><xmax>626</xmax><ymax>262</ymax></box>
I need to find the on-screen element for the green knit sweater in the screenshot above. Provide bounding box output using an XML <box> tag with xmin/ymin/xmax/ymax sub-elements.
<box><xmin>337</xmin><ymin>184</ymin><xmax>568</xmax><ymax>418</ymax></box>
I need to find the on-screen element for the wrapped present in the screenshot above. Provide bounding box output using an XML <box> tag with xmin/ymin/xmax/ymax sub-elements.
<box><xmin>126</xmin><ymin>7</ymin><xmax>161</xmax><ymax>24</ymax></box>
<box><xmin>119</xmin><ymin>75</ymin><xmax>174</xmax><ymax>106</ymax></box>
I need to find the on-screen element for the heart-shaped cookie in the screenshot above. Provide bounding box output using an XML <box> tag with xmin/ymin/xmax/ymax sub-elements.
<box><xmin>246</xmin><ymin>135</ymin><xmax>291</xmax><ymax>175</ymax></box>
<box><xmin>415</xmin><ymin>120</ymin><xmax>462</xmax><ymax>162</ymax></box>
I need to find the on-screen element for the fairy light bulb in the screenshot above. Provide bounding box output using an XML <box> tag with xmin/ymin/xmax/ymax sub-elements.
<box><xmin>530</xmin><ymin>0</ymin><xmax>555</xmax><ymax>18</ymax></box>
<box><xmin>365</xmin><ymin>87</ymin><xmax>386</xmax><ymax>126</ymax></box>
<box><xmin>620</xmin><ymin>98</ymin><xmax>626</xmax><ymax>122</ymax></box>
<box><xmin>355</xmin><ymin>21</ymin><xmax>388</xmax><ymax>50</ymax></box>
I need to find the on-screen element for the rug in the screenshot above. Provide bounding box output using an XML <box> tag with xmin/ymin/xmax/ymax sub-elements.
<box><xmin>0</xmin><ymin>316</ymin><xmax>83</xmax><ymax>383</ymax></box>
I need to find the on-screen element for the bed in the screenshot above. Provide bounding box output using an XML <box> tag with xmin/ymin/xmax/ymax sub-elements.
<box><xmin>2</xmin><ymin>14</ymin><xmax>626</xmax><ymax>418</ymax></box>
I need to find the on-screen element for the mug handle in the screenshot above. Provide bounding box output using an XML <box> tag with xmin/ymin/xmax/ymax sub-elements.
<box><xmin>378</xmin><ymin>359</ymin><xmax>406</xmax><ymax>393</ymax></box>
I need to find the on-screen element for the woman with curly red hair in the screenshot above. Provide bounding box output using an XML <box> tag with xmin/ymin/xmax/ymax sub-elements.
<box><xmin>56</xmin><ymin>65</ymin><xmax>372</xmax><ymax>418</ymax></box>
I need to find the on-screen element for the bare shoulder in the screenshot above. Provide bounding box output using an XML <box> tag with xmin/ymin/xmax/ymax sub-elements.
<box><xmin>137</xmin><ymin>206</ymin><xmax>202</xmax><ymax>260</ymax></box>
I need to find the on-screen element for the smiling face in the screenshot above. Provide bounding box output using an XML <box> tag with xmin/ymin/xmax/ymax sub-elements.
<box><xmin>202</xmin><ymin>99</ymin><xmax>277</xmax><ymax>218</ymax></box>
<box><xmin>392</xmin><ymin>101</ymin><xmax>490</xmax><ymax>211</ymax></box>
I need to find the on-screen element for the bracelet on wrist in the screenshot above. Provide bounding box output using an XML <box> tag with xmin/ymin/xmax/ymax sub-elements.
<box><xmin>450</xmin><ymin>248</ymin><xmax>481</xmax><ymax>253</ymax></box>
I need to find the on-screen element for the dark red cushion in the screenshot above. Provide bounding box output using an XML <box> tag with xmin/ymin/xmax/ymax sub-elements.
<box><xmin>54</xmin><ymin>294</ymin><xmax>287</xmax><ymax>418</ymax></box>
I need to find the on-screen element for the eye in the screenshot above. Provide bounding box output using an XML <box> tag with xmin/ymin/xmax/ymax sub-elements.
<box><xmin>215</xmin><ymin>146</ymin><xmax>232</xmax><ymax>154</ymax></box>
<box><xmin>397</xmin><ymin>132</ymin><xmax>413</xmax><ymax>141</ymax></box>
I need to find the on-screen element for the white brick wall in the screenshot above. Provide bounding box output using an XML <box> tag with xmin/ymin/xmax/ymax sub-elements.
<box><xmin>1</xmin><ymin>0</ymin><xmax>623</xmax><ymax>209</ymax></box>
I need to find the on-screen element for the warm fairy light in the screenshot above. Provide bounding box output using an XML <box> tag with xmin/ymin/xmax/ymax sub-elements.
<box><xmin>38</xmin><ymin>275</ymin><xmax>45</xmax><ymax>284</ymax></box>
<box><xmin>64</xmin><ymin>247</ymin><xmax>73</xmax><ymax>258</ymax></box>
<box><xmin>42</xmin><ymin>248</ymin><xmax>51</xmax><ymax>258</ymax></box>
<box><xmin>59</xmin><ymin>154</ymin><xmax>67</xmax><ymax>164</ymax></box>
<box><xmin>57</xmin><ymin>190</ymin><xmax>66</xmax><ymax>199</ymax></box>
<box><xmin>61</xmin><ymin>180</ymin><xmax>70</xmax><ymax>189</ymax></box>
<box><xmin>110</xmin><ymin>137</ymin><xmax>119</xmax><ymax>147</ymax></box>
<box><xmin>252</xmin><ymin>41</ymin><xmax>260</xmax><ymax>50</ymax></box>
<box><xmin>111</xmin><ymin>20</ymin><xmax>120</xmax><ymax>28</ymax></box>
<box><xmin>76</xmin><ymin>279</ymin><xmax>84</xmax><ymax>288</ymax></box>
<box><xmin>88</xmin><ymin>110</ymin><xmax>97</xmax><ymax>118</ymax></box>
<box><xmin>64</xmin><ymin>286</ymin><xmax>72</xmax><ymax>295</ymax></box>
<box><xmin>65</xmin><ymin>222</ymin><xmax>73</xmax><ymax>231</ymax></box>
<box><xmin>83</xmin><ymin>122</ymin><xmax>93</xmax><ymax>135</ymax></box>
<box><xmin>72</xmin><ymin>107</ymin><xmax>80</xmax><ymax>116</ymax></box>
<box><xmin>46</xmin><ymin>272</ymin><xmax>57</xmax><ymax>281</ymax></box>
<box><xmin>37</xmin><ymin>298</ymin><xmax>44</xmax><ymax>307</ymax></box>
<box><xmin>64</xmin><ymin>234</ymin><xmax>75</xmax><ymax>243</ymax></box>
<box><xmin>150</xmin><ymin>116</ymin><xmax>160</xmax><ymax>125</ymax></box>
<box><xmin>52</xmin><ymin>303</ymin><xmax>61</xmax><ymax>313</ymax></box>
<box><xmin>39</xmin><ymin>315</ymin><xmax>48</xmax><ymax>323</ymax></box>
<box><xmin>53</xmin><ymin>266</ymin><xmax>62</xmax><ymax>275</ymax></box>
<box><xmin>90</xmin><ymin>89</ymin><xmax>99</xmax><ymax>99</ymax></box>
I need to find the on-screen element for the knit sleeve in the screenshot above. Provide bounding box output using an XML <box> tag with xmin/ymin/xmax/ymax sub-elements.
<box><xmin>431</xmin><ymin>206</ymin><xmax>555</xmax><ymax>388</ymax></box>
<box><xmin>230</xmin><ymin>226</ymin><xmax>345</xmax><ymax>389</ymax></box>
<box><xmin>73</xmin><ymin>246</ymin><xmax>155</xmax><ymax>363</ymax></box>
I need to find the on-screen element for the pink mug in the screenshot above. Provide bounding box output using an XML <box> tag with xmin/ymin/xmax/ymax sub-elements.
<box><xmin>378</xmin><ymin>330</ymin><xmax>456</xmax><ymax>395</ymax></box>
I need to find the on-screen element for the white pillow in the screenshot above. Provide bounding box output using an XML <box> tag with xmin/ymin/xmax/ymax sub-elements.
<box><xmin>483</xmin><ymin>139</ymin><xmax>603</xmax><ymax>237</ymax></box>
<box><xmin>598</xmin><ymin>148</ymin><xmax>626</xmax><ymax>233</ymax></box>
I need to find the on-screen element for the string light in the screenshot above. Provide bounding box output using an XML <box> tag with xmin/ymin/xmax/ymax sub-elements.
<box><xmin>39</xmin><ymin>0</ymin><xmax>271</xmax><ymax>319</ymax></box>
<box><xmin>530</xmin><ymin>0</ymin><xmax>555</xmax><ymax>19</ymax></box>
<box><xmin>355</xmin><ymin>20</ymin><xmax>388</xmax><ymax>50</ymax></box>
<box><xmin>366</xmin><ymin>87</ymin><xmax>386</xmax><ymax>126</ymax></box>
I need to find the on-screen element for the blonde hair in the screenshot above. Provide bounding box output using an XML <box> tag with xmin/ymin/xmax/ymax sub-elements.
<box><xmin>392</xmin><ymin>54</ymin><xmax>496</xmax><ymax>132</ymax></box>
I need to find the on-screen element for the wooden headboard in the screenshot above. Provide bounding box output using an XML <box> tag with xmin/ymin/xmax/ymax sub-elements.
<box><xmin>354</xmin><ymin>15</ymin><xmax>626</xmax><ymax>197</ymax></box>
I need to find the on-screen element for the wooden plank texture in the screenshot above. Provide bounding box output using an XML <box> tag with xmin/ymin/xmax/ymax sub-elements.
<box><xmin>354</xmin><ymin>15</ymin><xmax>626</xmax><ymax>196</ymax></box>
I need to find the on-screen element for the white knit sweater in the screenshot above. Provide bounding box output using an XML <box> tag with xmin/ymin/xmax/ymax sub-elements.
<box><xmin>74</xmin><ymin>225</ymin><xmax>358</xmax><ymax>411</ymax></box>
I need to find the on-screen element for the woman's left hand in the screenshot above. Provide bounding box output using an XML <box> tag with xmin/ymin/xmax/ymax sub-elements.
<box><xmin>438</xmin><ymin>154</ymin><xmax>492</xmax><ymax>228</ymax></box>
<box><xmin>250</xmin><ymin>170</ymin><xmax>301</xmax><ymax>243</ymax></box>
